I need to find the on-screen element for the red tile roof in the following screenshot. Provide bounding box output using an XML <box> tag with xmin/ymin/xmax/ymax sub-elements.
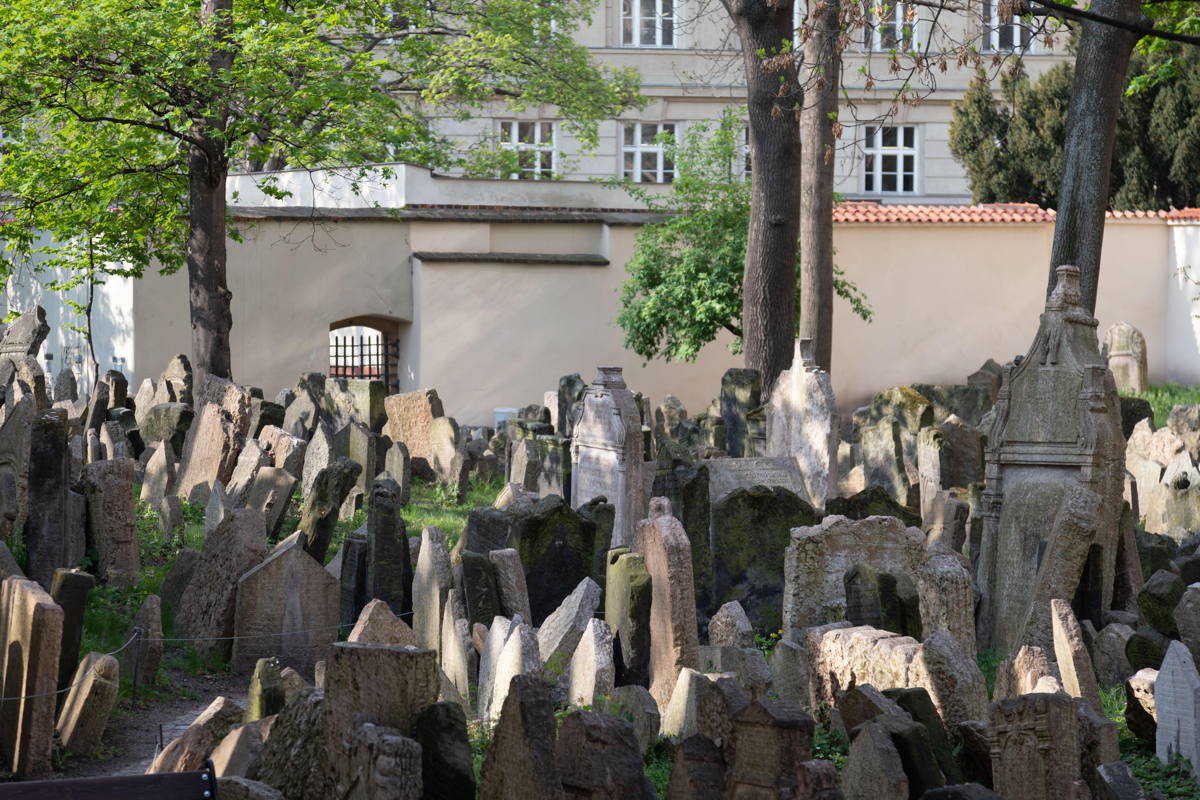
<box><xmin>832</xmin><ymin>202</ymin><xmax>1200</xmax><ymax>224</ymax></box>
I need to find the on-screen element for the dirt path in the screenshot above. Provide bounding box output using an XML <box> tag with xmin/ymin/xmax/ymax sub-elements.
<box><xmin>56</xmin><ymin>663</ymin><xmax>248</xmax><ymax>779</ymax></box>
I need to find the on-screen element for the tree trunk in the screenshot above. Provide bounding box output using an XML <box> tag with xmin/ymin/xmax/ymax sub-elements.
<box><xmin>722</xmin><ymin>0</ymin><xmax>803</xmax><ymax>389</ymax></box>
<box><xmin>188</xmin><ymin>0</ymin><xmax>235</xmax><ymax>389</ymax></box>
<box><xmin>1046</xmin><ymin>0</ymin><xmax>1144</xmax><ymax>314</ymax></box>
<box><xmin>798</xmin><ymin>0</ymin><xmax>840</xmax><ymax>374</ymax></box>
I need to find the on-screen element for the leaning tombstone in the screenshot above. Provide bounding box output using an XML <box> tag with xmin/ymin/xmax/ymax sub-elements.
<box><xmin>51</xmin><ymin>568</ymin><xmax>95</xmax><ymax>695</ymax></box>
<box><xmin>55</xmin><ymin>652</ymin><xmax>119</xmax><ymax>756</ymax></box>
<box><xmin>175</xmin><ymin>376</ymin><xmax>253</xmax><ymax>505</ymax></box>
<box><xmin>764</xmin><ymin>338</ymin><xmax>838</xmax><ymax>508</ymax></box>
<box><xmin>479</xmin><ymin>674</ymin><xmax>564</xmax><ymax>800</ymax></box>
<box><xmin>0</xmin><ymin>576</ymin><xmax>64</xmax><ymax>777</ymax></box>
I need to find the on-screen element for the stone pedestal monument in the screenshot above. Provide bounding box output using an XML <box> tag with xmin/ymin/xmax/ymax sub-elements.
<box><xmin>978</xmin><ymin>265</ymin><xmax>1125</xmax><ymax>654</ymax></box>
<box><xmin>1102</xmin><ymin>321</ymin><xmax>1148</xmax><ymax>395</ymax></box>
<box><xmin>571</xmin><ymin>368</ymin><xmax>644</xmax><ymax>548</ymax></box>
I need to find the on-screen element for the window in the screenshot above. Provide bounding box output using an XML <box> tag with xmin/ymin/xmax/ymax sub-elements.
<box><xmin>622</xmin><ymin>0</ymin><xmax>675</xmax><ymax>47</ymax></box>
<box><xmin>983</xmin><ymin>0</ymin><xmax>1034</xmax><ymax>52</ymax></box>
<box><xmin>741</xmin><ymin>125</ymin><xmax>753</xmax><ymax>179</ymax></box>
<box><xmin>498</xmin><ymin>121</ymin><xmax>556</xmax><ymax>180</ymax></box>
<box><xmin>862</xmin><ymin>2</ymin><xmax>913</xmax><ymax>51</ymax></box>
<box><xmin>622</xmin><ymin>122</ymin><xmax>675</xmax><ymax>183</ymax></box>
<box><xmin>862</xmin><ymin>125</ymin><xmax>917</xmax><ymax>194</ymax></box>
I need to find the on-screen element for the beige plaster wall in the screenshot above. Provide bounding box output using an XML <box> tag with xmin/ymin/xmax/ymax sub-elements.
<box><xmin>134</xmin><ymin>218</ymin><xmax>415</xmax><ymax>395</ymax></box>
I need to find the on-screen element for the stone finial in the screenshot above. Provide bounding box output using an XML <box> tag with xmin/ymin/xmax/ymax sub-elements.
<box><xmin>648</xmin><ymin>497</ymin><xmax>673</xmax><ymax>519</ymax></box>
<box><xmin>1047</xmin><ymin>264</ymin><xmax>1083</xmax><ymax>311</ymax></box>
<box><xmin>593</xmin><ymin>367</ymin><xmax>626</xmax><ymax>389</ymax></box>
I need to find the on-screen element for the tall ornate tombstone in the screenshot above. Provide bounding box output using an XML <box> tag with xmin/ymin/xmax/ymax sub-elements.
<box><xmin>1102</xmin><ymin>321</ymin><xmax>1148</xmax><ymax>395</ymax></box>
<box><xmin>764</xmin><ymin>338</ymin><xmax>838</xmax><ymax>509</ymax></box>
<box><xmin>978</xmin><ymin>266</ymin><xmax>1125</xmax><ymax>654</ymax></box>
<box><xmin>570</xmin><ymin>368</ymin><xmax>644</xmax><ymax>548</ymax></box>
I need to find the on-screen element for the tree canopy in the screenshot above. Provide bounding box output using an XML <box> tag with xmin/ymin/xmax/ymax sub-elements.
<box><xmin>949</xmin><ymin>46</ymin><xmax>1200</xmax><ymax>210</ymax></box>
<box><xmin>0</xmin><ymin>0</ymin><xmax>641</xmax><ymax>366</ymax></box>
<box><xmin>614</xmin><ymin>111</ymin><xmax>871</xmax><ymax>365</ymax></box>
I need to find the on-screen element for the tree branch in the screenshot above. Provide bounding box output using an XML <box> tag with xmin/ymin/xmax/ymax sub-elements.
<box><xmin>1031</xmin><ymin>0</ymin><xmax>1200</xmax><ymax>46</ymax></box>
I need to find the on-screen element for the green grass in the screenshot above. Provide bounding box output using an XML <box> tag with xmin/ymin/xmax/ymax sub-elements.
<box><xmin>1101</xmin><ymin>685</ymin><xmax>1200</xmax><ymax>798</ymax></box>
<box><xmin>1130</xmin><ymin>383</ymin><xmax>1200</xmax><ymax>429</ymax></box>
<box><xmin>643</xmin><ymin>738</ymin><xmax>673</xmax><ymax>796</ymax></box>
<box><xmin>405</xmin><ymin>477</ymin><xmax>505</xmax><ymax>550</ymax></box>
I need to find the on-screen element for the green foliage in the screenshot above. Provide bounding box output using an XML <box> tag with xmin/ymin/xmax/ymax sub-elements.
<box><xmin>950</xmin><ymin>46</ymin><xmax>1200</xmax><ymax>210</ymax></box>
<box><xmin>811</xmin><ymin>723</ymin><xmax>849</xmax><ymax>771</ymax></box>
<box><xmin>643</xmin><ymin>737</ymin><xmax>674</xmax><ymax>796</ymax></box>
<box><xmin>611</xmin><ymin>110</ymin><xmax>871</xmax><ymax>364</ymax></box>
<box><xmin>406</xmin><ymin>476</ymin><xmax>506</xmax><ymax>550</ymax></box>
<box><xmin>977</xmin><ymin>648</ymin><xmax>1003</xmax><ymax>701</ymax></box>
<box><xmin>469</xmin><ymin>717</ymin><xmax>494</xmax><ymax>786</ymax></box>
<box><xmin>0</xmin><ymin>0</ymin><xmax>641</xmax><ymax>305</ymax></box>
<box><xmin>1131</xmin><ymin>383</ymin><xmax>1200</xmax><ymax>430</ymax></box>
<box><xmin>754</xmin><ymin>628</ymin><xmax>782</xmax><ymax>656</ymax></box>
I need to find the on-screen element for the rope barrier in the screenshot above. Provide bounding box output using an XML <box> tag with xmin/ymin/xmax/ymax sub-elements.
<box><xmin>0</xmin><ymin>630</ymin><xmax>141</xmax><ymax>703</ymax></box>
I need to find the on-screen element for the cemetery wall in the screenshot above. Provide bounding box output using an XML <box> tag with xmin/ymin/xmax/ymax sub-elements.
<box><xmin>1166</xmin><ymin>217</ymin><xmax>1200</xmax><ymax>384</ymax></box>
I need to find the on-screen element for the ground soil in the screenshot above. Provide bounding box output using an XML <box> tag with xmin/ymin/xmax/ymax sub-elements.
<box><xmin>55</xmin><ymin>657</ymin><xmax>248</xmax><ymax>779</ymax></box>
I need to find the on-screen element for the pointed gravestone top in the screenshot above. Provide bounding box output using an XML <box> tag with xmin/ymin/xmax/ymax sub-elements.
<box><xmin>1156</xmin><ymin>640</ymin><xmax>1200</xmax><ymax>775</ymax></box>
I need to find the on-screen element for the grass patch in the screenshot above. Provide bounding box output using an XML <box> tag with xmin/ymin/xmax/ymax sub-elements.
<box><xmin>1130</xmin><ymin>383</ymin><xmax>1200</xmax><ymax>429</ymax></box>
<box><xmin>405</xmin><ymin>477</ymin><xmax>505</xmax><ymax>550</ymax></box>
<box><xmin>977</xmin><ymin>648</ymin><xmax>1002</xmax><ymax>701</ymax></box>
<box><xmin>1101</xmin><ymin>685</ymin><xmax>1200</xmax><ymax>798</ymax></box>
<box><xmin>643</xmin><ymin>738</ymin><xmax>674</xmax><ymax>796</ymax></box>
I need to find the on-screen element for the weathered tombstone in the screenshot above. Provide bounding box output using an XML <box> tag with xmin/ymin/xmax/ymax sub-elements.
<box><xmin>381</xmin><ymin>389</ymin><xmax>445</xmax><ymax>481</ymax></box>
<box><xmin>82</xmin><ymin>457</ymin><xmax>139</xmax><ymax>588</ymax></box>
<box><xmin>1103</xmin><ymin>321</ymin><xmax>1149</xmax><ymax>395</ymax></box>
<box><xmin>140</xmin><ymin>402</ymin><xmax>194</xmax><ymax>458</ymax></box>
<box><xmin>412</xmin><ymin>702</ymin><xmax>475</xmax><ymax>800</ymax></box>
<box><xmin>704</xmin><ymin>457</ymin><xmax>808</xmax><ymax>506</ymax></box>
<box><xmin>55</xmin><ymin>652</ymin><xmax>119</xmax><ymax>756</ymax></box>
<box><xmin>571</xmin><ymin>367</ymin><xmax>644</xmax><ymax>548</ymax></box>
<box><xmin>383</xmin><ymin>440</ymin><xmax>412</xmax><ymax>505</ymax></box>
<box><xmin>557</xmin><ymin>373</ymin><xmax>588</xmax><ymax>438</ymax></box>
<box><xmin>281</xmin><ymin>373</ymin><xmax>325</xmax><ymax>441</ymax></box>
<box><xmin>147</xmin><ymin>695</ymin><xmax>245</xmax><ymax>774</ymax></box>
<box><xmin>246</xmin><ymin>657</ymin><xmax>285</xmax><ymax>722</ymax></box>
<box><xmin>175</xmin><ymin>377</ymin><xmax>253</xmax><ymax>505</ymax></box>
<box><xmin>366</xmin><ymin>474</ymin><xmax>411</xmax><ymax>615</ymax></box>
<box><xmin>232</xmin><ymin>534</ymin><xmax>338</xmax><ymax>675</ymax></box>
<box><xmin>322</xmin><ymin>641</ymin><xmax>438</xmax><ymax>745</ymax></box>
<box><xmin>708</xmin><ymin>601</ymin><xmax>755</xmax><ymax>649</ymax></box>
<box><xmin>258</xmin><ymin>688</ymin><xmax>327</xmax><ymax>800</ymax></box>
<box><xmin>720</xmin><ymin>368</ymin><xmax>762</xmax><ymax>459</ymax></box>
<box><xmin>725</xmin><ymin>699</ymin><xmax>815</xmax><ymax>797</ymax></box>
<box><xmin>413</xmin><ymin>526</ymin><xmax>452</xmax><ymax>652</ymax></box>
<box><xmin>298</xmin><ymin>457</ymin><xmax>361</xmax><ymax>563</ymax></box>
<box><xmin>978</xmin><ymin>266</ymin><xmax>1125</xmax><ymax>653</ymax></box>
<box><xmin>632</xmin><ymin>498</ymin><xmax>699</xmax><ymax>711</ymax></box>
<box><xmin>50</xmin><ymin>568</ymin><xmax>94</xmax><ymax>694</ymax></box>
<box><xmin>141</xmin><ymin>440</ymin><xmax>177</xmax><ymax>506</ymax></box>
<box><xmin>121</xmin><ymin>594</ymin><xmax>164</xmax><ymax>686</ymax></box>
<box><xmin>485</xmin><ymin>622</ymin><xmax>541</xmax><ymax>722</ymax></box>
<box><xmin>710</xmin><ymin>485</ymin><xmax>815</xmax><ymax>632</ymax></box>
<box><xmin>1155</xmin><ymin>640</ymin><xmax>1200</xmax><ymax>776</ymax></box>
<box><xmin>458</xmin><ymin>550</ymin><xmax>502</xmax><ymax>629</ymax></box>
<box><xmin>0</xmin><ymin>396</ymin><xmax>33</xmax><ymax>545</ymax></box>
<box><xmin>916</xmin><ymin>416</ymin><xmax>984</xmax><ymax>522</ymax></box>
<box><xmin>555</xmin><ymin>710</ymin><xmax>652</xmax><ymax>798</ymax></box>
<box><xmin>764</xmin><ymin>338</ymin><xmax>838</xmax><ymax>508</ymax></box>
<box><xmin>605</xmin><ymin>548</ymin><xmax>651</xmax><ymax>687</ymax></box>
<box><xmin>24</xmin><ymin>411</ymin><xmax>70</xmax><ymax>588</ymax></box>
<box><xmin>244</xmin><ymin>466</ymin><xmax>297</xmax><ymax>541</ymax></box>
<box><xmin>440</xmin><ymin>602</ymin><xmax>472</xmax><ymax>707</ymax></box>
<box><xmin>840</xmin><ymin>719</ymin><xmax>910</xmax><ymax>800</ymax></box>
<box><xmin>340</xmin><ymin>422</ymin><xmax>380</xmax><ymax>517</ymax></box>
<box><xmin>990</xmin><ymin>692</ymin><xmax>1083</xmax><ymax>799</ymax></box>
<box><xmin>1050</xmin><ymin>598</ymin><xmax>1103</xmax><ymax>712</ymax></box>
<box><xmin>665</xmin><ymin>734</ymin><xmax>726</xmax><ymax>800</ymax></box>
<box><xmin>300</xmin><ymin>419</ymin><xmax>333</xmax><ymax>499</ymax></box>
<box><xmin>488</xmin><ymin>547</ymin><xmax>532</xmax><ymax>623</ymax></box>
<box><xmin>53</xmin><ymin>369</ymin><xmax>78</xmax><ymax>404</ymax></box>
<box><xmin>568</xmin><ymin>617</ymin><xmax>615</xmax><ymax>708</ymax></box>
<box><xmin>160</xmin><ymin>548</ymin><xmax>201</xmax><ymax>616</ymax></box>
<box><xmin>0</xmin><ymin>576</ymin><xmax>64</xmax><ymax>777</ymax></box>
<box><xmin>226</xmin><ymin>440</ymin><xmax>271</xmax><ymax>507</ymax></box>
<box><xmin>537</xmin><ymin>577</ymin><xmax>600</xmax><ymax>685</ymax></box>
<box><xmin>479</xmin><ymin>674</ymin><xmax>564</xmax><ymax>800</ymax></box>
<box><xmin>348</xmin><ymin>598</ymin><xmax>416</xmax><ymax>647</ymax></box>
<box><xmin>176</xmin><ymin>509</ymin><xmax>269</xmax><ymax>664</ymax></box>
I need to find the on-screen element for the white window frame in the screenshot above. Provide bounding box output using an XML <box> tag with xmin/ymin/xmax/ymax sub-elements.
<box><xmin>621</xmin><ymin>0</ymin><xmax>676</xmax><ymax>48</ymax></box>
<box><xmin>982</xmin><ymin>0</ymin><xmax>1036</xmax><ymax>53</ymax></box>
<box><xmin>741</xmin><ymin>125</ymin><xmax>753</xmax><ymax>180</ymax></box>
<box><xmin>862</xmin><ymin>2</ymin><xmax>916</xmax><ymax>51</ymax></box>
<box><xmin>498</xmin><ymin>121</ymin><xmax>557</xmax><ymax>180</ymax></box>
<box><xmin>861</xmin><ymin>125</ymin><xmax>919</xmax><ymax>195</ymax></box>
<box><xmin>621</xmin><ymin>122</ymin><xmax>676</xmax><ymax>183</ymax></box>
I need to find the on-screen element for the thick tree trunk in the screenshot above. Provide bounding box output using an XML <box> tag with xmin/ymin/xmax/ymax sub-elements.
<box><xmin>722</xmin><ymin>0</ymin><xmax>803</xmax><ymax>389</ymax></box>
<box><xmin>798</xmin><ymin>0</ymin><xmax>840</xmax><ymax>374</ymax></box>
<box><xmin>188</xmin><ymin>0</ymin><xmax>235</xmax><ymax>389</ymax></box>
<box><xmin>1046</xmin><ymin>0</ymin><xmax>1144</xmax><ymax>314</ymax></box>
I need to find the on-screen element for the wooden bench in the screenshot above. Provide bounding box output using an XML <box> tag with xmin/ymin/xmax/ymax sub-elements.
<box><xmin>0</xmin><ymin>762</ymin><xmax>217</xmax><ymax>798</ymax></box>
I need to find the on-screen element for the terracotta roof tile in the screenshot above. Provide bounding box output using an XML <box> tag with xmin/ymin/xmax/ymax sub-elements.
<box><xmin>833</xmin><ymin>202</ymin><xmax>1200</xmax><ymax>224</ymax></box>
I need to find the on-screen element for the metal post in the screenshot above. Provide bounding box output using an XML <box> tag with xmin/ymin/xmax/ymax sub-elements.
<box><xmin>130</xmin><ymin>626</ymin><xmax>144</xmax><ymax>704</ymax></box>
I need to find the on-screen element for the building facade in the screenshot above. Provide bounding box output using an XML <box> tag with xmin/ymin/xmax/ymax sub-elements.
<box><xmin>435</xmin><ymin>0</ymin><xmax>1070</xmax><ymax>204</ymax></box>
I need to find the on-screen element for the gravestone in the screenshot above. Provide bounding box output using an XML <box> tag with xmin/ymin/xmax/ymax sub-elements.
<box><xmin>176</xmin><ymin>509</ymin><xmax>268</xmax><ymax>664</ymax></box>
<box><xmin>340</xmin><ymin>422</ymin><xmax>379</xmax><ymax>517</ymax></box>
<box><xmin>258</xmin><ymin>425</ymin><xmax>307</xmax><ymax>479</ymax></box>
<box><xmin>175</xmin><ymin>377</ymin><xmax>253</xmax><ymax>506</ymax></box>
<box><xmin>605</xmin><ymin>548</ymin><xmax>651</xmax><ymax>687</ymax></box>
<box><xmin>24</xmin><ymin>411</ymin><xmax>70</xmax><ymax>588</ymax></box>
<box><xmin>338</xmin><ymin>527</ymin><xmax>369</xmax><ymax>630</ymax></box>
<box><xmin>665</xmin><ymin>734</ymin><xmax>726</xmax><ymax>800</ymax></box>
<box><xmin>568</xmin><ymin>618</ymin><xmax>615</xmax><ymax>708</ymax></box>
<box><xmin>1050</xmin><ymin>598</ymin><xmax>1102</xmax><ymax>712</ymax></box>
<box><xmin>281</xmin><ymin>373</ymin><xmax>324</xmax><ymax>441</ymax></box>
<box><xmin>348</xmin><ymin>598</ymin><xmax>416</xmax><ymax>647</ymax></box>
<box><xmin>1103</xmin><ymin>322</ymin><xmax>1149</xmax><ymax>395</ymax></box>
<box><xmin>720</xmin><ymin>368</ymin><xmax>762</xmax><ymax>458</ymax></box>
<box><xmin>1155</xmin><ymin>640</ymin><xmax>1200</xmax><ymax>777</ymax></box>
<box><xmin>55</xmin><ymin>652</ymin><xmax>118</xmax><ymax>756</ymax></box>
<box><xmin>139</xmin><ymin>403</ymin><xmax>194</xmax><ymax>458</ymax></box>
<box><xmin>53</xmin><ymin>369</ymin><xmax>78</xmax><ymax>404</ymax></box>
<box><xmin>412</xmin><ymin>702</ymin><xmax>476</xmax><ymax>800</ymax></box>
<box><xmin>555</xmin><ymin>710</ymin><xmax>651</xmax><ymax>798</ymax></box>
<box><xmin>632</xmin><ymin>498</ymin><xmax>699</xmax><ymax>711</ymax></box>
<box><xmin>571</xmin><ymin>367</ymin><xmax>644</xmax><ymax>549</ymax></box>
<box><xmin>383</xmin><ymin>440</ymin><xmax>412</xmax><ymax>505</ymax></box>
<box><xmin>764</xmin><ymin>338</ymin><xmax>838</xmax><ymax>508</ymax></box>
<box><xmin>322</xmin><ymin>641</ymin><xmax>438</xmax><ymax>743</ymax></box>
<box><xmin>51</xmin><ymin>568</ymin><xmax>94</xmax><ymax>694</ymax></box>
<box><xmin>479</xmin><ymin>674</ymin><xmax>564</xmax><ymax>800</ymax></box>
<box><xmin>990</xmin><ymin>692</ymin><xmax>1083</xmax><ymax>799</ymax></box>
<box><xmin>244</xmin><ymin>466</ymin><xmax>297</xmax><ymax>541</ymax></box>
<box><xmin>366</xmin><ymin>475</ymin><xmax>412</xmax><ymax>616</ymax></box>
<box><xmin>705</xmin><ymin>457</ymin><xmax>807</xmax><ymax>505</ymax></box>
<box><xmin>232</xmin><ymin>535</ymin><xmax>338</xmax><ymax>675</ymax></box>
<box><xmin>654</xmin><ymin>395</ymin><xmax>689</xmax><ymax>444</ymax></box>
<box><xmin>301</xmin><ymin>420</ymin><xmax>333</xmax><ymax>499</ymax></box>
<box><xmin>557</xmin><ymin>373</ymin><xmax>587</xmax><ymax>438</ymax></box>
<box><xmin>381</xmin><ymin>389</ymin><xmax>445</xmax><ymax>481</ymax></box>
<box><xmin>725</xmin><ymin>700</ymin><xmax>815</xmax><ymax>797</ymax></box>
<box><xmin>488</xmin><ymin>548</ymin><xmax>532</xmax><ymax>623</ymax></box>
<box><xmin>299</xmin><ymin>457</ymin><xmax>361</xmax><ymax>563</ymax></box>
<box><xmin>82</xmin><ymin>458</ymin><xmax>139</xmax><ymax>589</ymax></box>
<box><xmin>121</xmin><ymin>594</ymin><xmax>164</xmax><ymax>686</ymax></box>
<box><xmin>978</xmin><ymin>266</ymin><xmax>1125</xmax><ymax>653</ymax></box>
<box><xmin>0</xmin><ymin>576</ymin><xmax>63</xmax><ymax>778</ymax></box>
<box><xmin>413</xmin><ymin>526</ymin><xmax>452</xmax><ymax>652</ymax></box>
<box><xmin>916</xmin><ymin>416</ymin><xmax>984</xmax><ymax>522</ymax></box>
<box><xmin>0</xmin><ymin>396</ymin><xmax>33</xmax><ymax>544</ymax></box>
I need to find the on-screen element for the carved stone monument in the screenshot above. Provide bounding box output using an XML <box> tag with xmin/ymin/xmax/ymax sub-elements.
<box><xmin>570</xmin><ymin>368</ymin><xmax>644</xmax><ymax>548</ymax></box>
<box><xmin>764</xmin><ymin>338</ymin><xmax>838</xmax><ymax>508</ymax></box>
<box><xmin>977</xmin><ymin>266</ymin><xmax>1125</xmax><ymax>654</ymax></box>
<box><xmin>1102</xmin><ymin>321</ymin><xmax>1148</xmax><ymax>395</ymax></box>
